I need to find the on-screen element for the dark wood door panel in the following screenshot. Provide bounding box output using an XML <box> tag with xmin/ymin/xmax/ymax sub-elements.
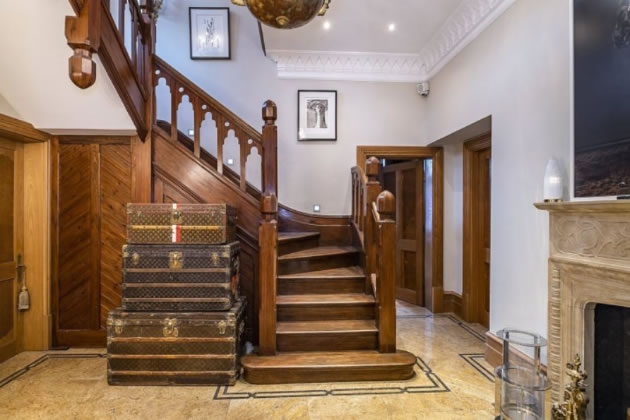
<box><xmin>99</xmin><ymin>144</ymin><xmax>132</xmax><ymax>328</ymax></box>
<box><xmin>54</xmin><ymin>140</ymin><xmax>132</xmax><ymax>346</ymax></box>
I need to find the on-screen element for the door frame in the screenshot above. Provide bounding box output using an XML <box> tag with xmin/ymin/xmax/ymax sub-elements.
<box><xmin>462</xmin><ymin>135</ymin><xmax>491</xmax><ymax>325</ymax></box>
<box><xmin>356</xmin><ymin>146</ymin><xmax>444</xmax><ymax>313</ymax></box>
<box><xmin>0</xmin><ymin>114</ymin><xmax>51</xmax><ymax>359</ymax></box>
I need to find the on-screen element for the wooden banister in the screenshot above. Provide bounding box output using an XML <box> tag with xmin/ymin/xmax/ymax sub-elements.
<box><xmin>258</xmin><ymin>193</ymin><xmax>278</xmax><ymax>355</ymax></box>
<box><xmin>66</xmin><ymin>0</ymin><xmax>153</xmax><ymax>140</ymax></box>
<box><xmin>152</xmin><ymin>55</ymin><xmax>278</xmax><ymax>199</ymax></box>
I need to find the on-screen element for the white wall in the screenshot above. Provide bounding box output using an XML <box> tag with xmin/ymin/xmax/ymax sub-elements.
<box><xmin>424</xmin><ymin>0</ymin><xmax>571</xmax><ymax>337</ymax></box>
<box><xmin>0</xmin><ymin>94</ymin><xmax>20</xmax><ymax>119</ymax></box>
<box><xmin>155</xmin><ymin>0</ymin><xmax>426</xmax><ymax>214</ymax></box>
<box><xmin>0</xmin><ymin>0</ymin><xmax>134</xmax><ymax>132</ymax></box>
<box><xmin>442</xmin><ymin>143</ymin><xmax>463</xmax><ymax>295</ymax></box>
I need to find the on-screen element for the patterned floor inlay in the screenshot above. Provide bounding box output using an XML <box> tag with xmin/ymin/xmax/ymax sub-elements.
<box><xmin>459</xmin><ymin>353</ymin><xmax>495</xmax><ymax>382</ymax></box>
<box><xmin>0</xmin><ymin>303</ymin><xmax>495</xmax><ymax>419</ymax></box>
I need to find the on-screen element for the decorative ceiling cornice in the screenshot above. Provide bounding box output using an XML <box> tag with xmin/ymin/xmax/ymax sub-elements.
<box><xmin>266</xmin><ymin>0</ymin><xmax>517</xmax><ymax>83</ymax></box>
<box><xmin>419</xmin><ymin>0</ymin><xmax>517</xmax><ymax>79</ymax></box>
<box><xmin>267</xmin><ymin>50</ymin><xmax>424</xmax><ymax>83</ymax></box>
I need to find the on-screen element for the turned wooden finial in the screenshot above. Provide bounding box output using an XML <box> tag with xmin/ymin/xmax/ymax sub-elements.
<box><xmin>65</xmin><ymin>0</ymin><xmax>100</xmax><ymax>89</ymax></box>
<box><xmin>377</xmin><ymin>190</ymin><xmax>395</xmax><ymax>220</ymax></box>
<box><xmin>262</xmin><ymin>100</ymin><xmax>277</xmax><ymax>126</ymax></box>
<box><xmin>366</xmin><ymin>156</ymin><xmax>380</xmax><ymax>180</ymax></box>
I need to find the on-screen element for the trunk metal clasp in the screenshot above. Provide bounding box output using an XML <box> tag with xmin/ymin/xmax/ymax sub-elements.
<box><xmin>162</xmin><ymin>318</ymin><xmax>179</xmax><ymax>337</ymax></box>
<box><xmin>169</xmin><ymin>252</ymin><xmax>184</xmax><ymax>270</ymax></box>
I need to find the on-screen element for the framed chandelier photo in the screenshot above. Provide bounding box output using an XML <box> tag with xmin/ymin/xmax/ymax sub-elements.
<box><xmin>189</xmin><ymin>7</ymin><xmax>231</xmax><ymax>60</ymax></box>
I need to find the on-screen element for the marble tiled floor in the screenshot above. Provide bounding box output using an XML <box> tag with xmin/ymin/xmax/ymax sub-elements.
<box><xmin>0</xmin><ymin>303</ymin><xmax>495</xmax><ymax>419</ymax></box>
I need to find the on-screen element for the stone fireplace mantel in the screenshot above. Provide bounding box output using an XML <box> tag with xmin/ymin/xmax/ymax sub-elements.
<box><xmin>535</xmin><ymin>200</ymin><xmax>630</xmax><ymax>410</ymax></box>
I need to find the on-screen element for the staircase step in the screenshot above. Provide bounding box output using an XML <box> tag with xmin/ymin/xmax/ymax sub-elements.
<box><xmin>278</xmin><ymin>232</ymin><xmax>321</xmax><ymax>256</ymax></box>
<box><xmin>278</xmin><ymin>246</ymin><xmax>360</xmax><ymax>275</ymax></box>
<box><xmin>241</xmin><ymin>350</ymin><xmax>417</xmax><ymax>384</ymax></box>
<box><xmin>277</xmin><ymin>320</ymin><xmax>378</xmax><ymax>352</ymax></box>
<box><xmin>278</xmin><ymin>266</ymin><xmax>366</xmax><ymax>295</ymax></box>
<box><xmin>277</xmin><ymin>294</ymin><xmax>375</xmax><ymax>321</ymax></box>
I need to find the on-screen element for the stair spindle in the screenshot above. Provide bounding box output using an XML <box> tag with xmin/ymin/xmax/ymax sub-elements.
<box><xmin>365</xmin><ymin>156</ymin><xmax>382</xmax><ymax>294</ymax></box>
<box><xmin>193</xmin><ymin>96</ymin><xmax>202</xmax><ymax>158</ymax></box>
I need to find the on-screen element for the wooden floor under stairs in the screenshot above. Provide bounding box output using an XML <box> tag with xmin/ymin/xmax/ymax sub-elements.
<box><xmin>242</xmin><ymin>231</ymin><xmax>416</xmax><ymax>384</ymax></box>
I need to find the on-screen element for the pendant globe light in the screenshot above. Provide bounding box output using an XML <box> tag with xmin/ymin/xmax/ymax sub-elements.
<box><xmin>231</xmin><ymin>0</ymin><xmax>331</xmax><ymax>29</ymax></box>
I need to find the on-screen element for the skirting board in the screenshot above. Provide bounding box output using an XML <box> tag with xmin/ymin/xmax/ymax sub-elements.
<box><xmin>485</xmin><ymin>331</ymin><xmax>547</xmax><ymax>374</ymax></box>
<box><xmin>442</xmin><ymin>292</ymin><xmax>462</xmax><ymax>318</ymax></box>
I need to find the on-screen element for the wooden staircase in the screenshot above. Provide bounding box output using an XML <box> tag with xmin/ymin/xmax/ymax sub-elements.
<box><xmin>242</xmin><ymin>231</ymin><xmax>416</xmax><ymax>384</ymax></box>
<box><xmin>60</xmin><ymin>0</ymin><xmax>417</xmax><ymax>382</ymax></box>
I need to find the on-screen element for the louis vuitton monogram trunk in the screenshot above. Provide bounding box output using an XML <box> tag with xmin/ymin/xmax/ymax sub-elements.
<box><xmin>126</xmin><ymin>203</ymin><xmax>237</xmax><ymax>244</ymax></box>
<box><xmin>122</xmin><ymin>242</ymin><xmax>239</xmax><ymax>312</ymax></box>
<box><xmin>107</xmin><ymin>297</ymin><xmax>246</xmax><ymax>386</ymax></box>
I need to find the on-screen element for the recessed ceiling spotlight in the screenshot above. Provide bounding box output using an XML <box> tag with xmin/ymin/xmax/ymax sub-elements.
<box><xmin>388</xmin><ymin>23</ymin><xmax>396</xmax><ymax>32</ymax></box>
<box><xmin>323</xmin><ymin>20</ymin><xmax>331</xmax><ymax>30</ymax></box>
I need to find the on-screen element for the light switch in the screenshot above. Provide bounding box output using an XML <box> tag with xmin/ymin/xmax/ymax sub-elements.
<box><xmin>227</xmin><ymin>158</ymin><xmax>234</xmax><ymax>166</ymax></box>
<box><xmin>313</xmin><ymin>204</ymin><xmax>321</xmax><ymax>213</ymax></box>
<box><xmin>188</xmin><ymin>129</ymin><xmax>194</xmax><ymax>136</ymax></box>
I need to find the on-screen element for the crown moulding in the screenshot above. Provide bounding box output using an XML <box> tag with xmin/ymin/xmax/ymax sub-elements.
<box><xmin>267</xmin><ymin>0</ymin><xmax>517</xmax><ymax>83</ymax></box>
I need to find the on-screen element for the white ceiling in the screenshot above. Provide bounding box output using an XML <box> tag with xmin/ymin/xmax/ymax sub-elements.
<box><xmin>261</xmin><ymin>0</ymin><xmax>518</xmax><ymax>83</ymax></box>
<box><xmin>262</xmin><ymin>0</ymin><xmax>463</xmax><ymax>54</ymax></box>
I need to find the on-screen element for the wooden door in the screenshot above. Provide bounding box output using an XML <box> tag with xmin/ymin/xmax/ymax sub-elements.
<box><xmin>52</xmin><ymin>138</ymin><xmax>132</xmax><ymax>347</ymax></box>
<box><xmin>381</xmin><ymin>160</ymin><xmax>425</xmax><ymax>306</ymax></box>
<box><xmin>463</xmin><ymin>136</ymin><xmax>491</xmax><ymax>327</ymax></box>
<box><xmin>0</xmin><ymin>138</ymin><xmax>24</xmax><ymax>362</ymax></box>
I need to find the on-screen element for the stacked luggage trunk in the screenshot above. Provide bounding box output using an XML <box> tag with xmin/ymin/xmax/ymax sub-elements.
<box><xmin>107</xmin><ymin>203</ymin><xmax>245</xmax><ymax>386</ymax></box>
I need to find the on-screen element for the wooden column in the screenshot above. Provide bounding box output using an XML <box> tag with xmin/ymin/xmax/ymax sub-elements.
<box><xmin>131</xmin><ymin>135</ymin><xmax>151</xmax><ymax>202</ymax></box>
<box><xmin>261</xmin><ymin>101</ymin><xmax>278</xmax><ymax>196</ymax></box>
<box><xmin>377</xmin><ymin>191</ymin><xmax>396</xmax><ymax>353</ymax></box>
<box><xmin>258</xmin><ymin>193</ymin><xmax>278</xmax><ymax>355</ymax></box>
<box><xmin>364</xmin><ymin>157</ymin><xmax>382</xmax><ymax>291</ymax></box>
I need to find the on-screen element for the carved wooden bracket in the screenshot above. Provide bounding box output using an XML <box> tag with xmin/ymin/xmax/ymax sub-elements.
<box><xmin>65</xmin><ymin>0</ymin><xmax>101</xmax><ymax>89</ymax></box>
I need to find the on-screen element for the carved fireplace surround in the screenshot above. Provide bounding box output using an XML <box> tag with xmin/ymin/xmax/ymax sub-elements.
<box><xmin>535</xmin><ymin>201</ymin><xmax>630</xmax><ymax>413</ymax></box>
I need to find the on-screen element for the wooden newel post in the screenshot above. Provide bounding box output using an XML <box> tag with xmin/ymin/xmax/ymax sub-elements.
<box><xmin>65</xmin><ymin>0</ymin><xmax>101</xmax><ymax>89</ymax></box>
<box><xmin>365</xmin><ymin>156</ymin><xmax>382</xmax><ymax>292</ymax></box>
<box><xmin>377</xmin><ymin>190</ymin><xmax>396</xmax><ymax>353</ymax></box>
<box><xmin>262</xmin><ymin>100</ymin><xmax>278</xmax><ymax>196</ymax></box>
<box><xmin>258</xmin><ymin>193</ymin><xmax>278</xmax><ymax>355</ymax></box>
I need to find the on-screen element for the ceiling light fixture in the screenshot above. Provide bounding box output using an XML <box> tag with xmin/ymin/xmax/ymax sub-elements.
<box><xmin>231</xmin><ymin>0</ymin><xmax>332</xmax><ymax>29</ymax></box>
<box><xmin>323</xmin><ymin>20</ymin><xmax>331</xmax><ymax>30</ymax></box>
<box><xmin>388</xmin><ymin>23</ymin><xmax>396</xmax><ymax>32</ymax></box>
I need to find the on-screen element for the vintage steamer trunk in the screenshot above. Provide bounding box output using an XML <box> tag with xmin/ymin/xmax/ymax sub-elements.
<box><xmin>107</xmin><ymin>297</ymin><xmax>246</xmax><ymax>386</ymax></box>
<box><xmin>127</xmin><ymin>203</ymin><xmax>237</xmax><ymax>244</ymax></box>
<box><xmin>122</xmin><ymin>242</ymin><xmax>239</xmax><ymax>312</ymax></box>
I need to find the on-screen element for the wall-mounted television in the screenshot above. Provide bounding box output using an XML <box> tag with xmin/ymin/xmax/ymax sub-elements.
<box><xmin>574</xmin><ymin>0</ymin><xmax>630</xmax><ymax>198</ymax></box>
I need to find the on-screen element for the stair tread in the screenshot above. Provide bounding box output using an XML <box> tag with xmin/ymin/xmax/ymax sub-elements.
<box><xmin>277</xmin><ymin>294</ymin><xmax>375</xmax><ymax>305</ymax></box>
<box><xmin>278</xmin><ymin>232</ymin><xmax>321</xmax><ymax>243</ymax></box>
<box><xmin>278</xmin><ymin>246</ymin><xmax>360</xmax><ymax>261</ymax></box>
<box><xmin>278</xmin><ymin>266</ymin><xmax>365</xmax><ymax>279</ymax></box>
<box><xmin>242</xmin><ymin>351</ymin><xmax>416</xmax><ymax>369</ymax></box>
<box><xmin>277</xmin><ymin>320</ymin><xmax>377</xmax><ymax>334</ymax></box>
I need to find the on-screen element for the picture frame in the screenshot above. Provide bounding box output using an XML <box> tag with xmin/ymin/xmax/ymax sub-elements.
<box><xmin>297</xmin><ymin>90</ymin><xmax>337</xmax><ymax>141</ymax></box>
<box><xmin>189</xmin><ymin>7</ymin><xmax>231</xmax><ymax>60</ymax></box>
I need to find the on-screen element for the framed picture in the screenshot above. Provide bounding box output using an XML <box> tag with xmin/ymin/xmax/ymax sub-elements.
<box><xmin>298</xmin><ymin>90</ymin><xmax>337</xmax><ymax>141</ymax></box>
<box><xmin>189</xmin><ymin>7</ymin><xmax>231</xmax><ymax>60</ymax></box>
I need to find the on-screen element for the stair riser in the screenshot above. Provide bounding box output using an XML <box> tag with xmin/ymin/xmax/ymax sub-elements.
<box><xmin>278</xmin><ymin>278</ymin><xmax>365</xmax><ymax>295</ymax></box>
<box><xmin>279</xmin><ymin>254</ymin><xmax>359</xmax><ymax>275</ymax></box>
<box><xmin>278</xmin><ymin>304</ymin><xmax>374</xmax><ymax>322</ymax></box>
<box><xmin>242</xmin><ymin>365</ymin><xmax>415</xmax><ymax>385</ymax></box>
<box><xmin>277</xmin><ymin>333</ymin><xmax>377</xmax><ymax>352</ymax></box>
<box><xmin>278</xmin><ymin>237</ymin><xmax>320</xmax><ymax>256</ymax></box>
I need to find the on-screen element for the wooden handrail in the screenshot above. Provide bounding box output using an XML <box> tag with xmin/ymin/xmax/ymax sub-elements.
<box><xmin>152</xmin><ymin>55</ymin><xmax>277</xmax><ymax>196</ymax></box>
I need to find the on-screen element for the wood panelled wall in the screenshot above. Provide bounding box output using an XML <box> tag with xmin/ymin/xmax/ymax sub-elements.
<box><xmin>52</xmin><ymin>137</ymin><xmax>132</xmax><ymax>347</ymax></box>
